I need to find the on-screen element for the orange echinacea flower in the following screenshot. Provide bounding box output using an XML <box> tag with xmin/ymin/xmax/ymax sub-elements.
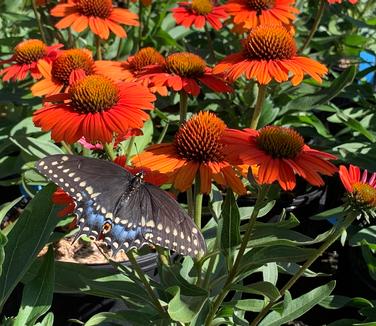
<box><xmin>172</xmin><ymin>0</ymin><xmax>228</xmax><ymax>31</ymax></box>
<box><xmin>0</xmin><ymin>39</ymin><xmax>62</xmax><ymax>82</ymax></box>
<box><xmin>132</xmin><ymin>111</ymin><xmax>246</xmax><ymax>194</ymax></box>
<box><xmin>223</xmin><ymin>126</ymin><xmax>337</xmax><ymax>191</ymax></box>
<box><xmin>140</xmin><ymin>52</ymin><xmax>232</xmax><ymax>96</ymax></box>
<box><xmin>224</xmin><ymin>0</ymin><xmax>299</xmax><ymax>30</ymax></box>
<box><xmin>31</xmin><ymin>48</ymin><xmax>119</xmax><ymax>96</ymax></box>
<box><xmin>95</xmin><ymin>47</ymin><xmax>168</xmax><ymax>95</ymax></box>
<box><xmin>114</xmin><ymin>155</ymin><xmax>168</xmax><ymax>187</ymax></box>
<box><xmin>50</xmin><ymin>0</ymin><xmax>139</xmax><ymax>40</ymax></box>
<box><xmin>339</xmin><ymin>165</ymin><xmax>376</xmax><ymax>218</ymax></box>
<box><xmin>214</xmin><ymin>25</ymin><xmax>328</xmax><ymax>85</ymax></box>
<box><xmin>33</xmin><ymin>75</ymin><xmax>156</xmax><ymax>144</ymax></box>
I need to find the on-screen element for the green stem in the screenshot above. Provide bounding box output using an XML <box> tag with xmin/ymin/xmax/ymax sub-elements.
<box><xmin>126</xmin><ymin>136</ymin><xmax>136</xmax><ymax>165</ymax></box>
<box><xmin>138</xmin><ymin>0</ymin><xmax>143</xmax><ymax>51</ymax></box>
<box><xmin>104</xmin><ymin>142</ymin><xmax>116</xmax><ymax>161</ymax></box>
<box><xmin>187</xmin><ymin>187</ymin><xmax>194</xmax><ymax>218</ymax></box>
<box><xmin>32</xmin><ymin>0</ymin><xmax>47</xmax><ymax>44</ymax></box>
<box><xmin>179</xmin><ymin>91</ymin><xmax>189</xmax><ymax>125</ymax></box>
<box><xmin>95</xmin><ymin>36</ymin><xmax>102</xmax><ymax>60</ymax></box>
<box><xmin>194</xmin><ymin>177</ymin><xmax>203</xmax><ymax>230</ymax></box>
<box><xmin>202</xmin><ymin>235</ymin><xmax>219</xmax><ymax>289</ymax></box>
<box><xmin>250</xmin><ymin>84</ymin><xmax>267</xmax><ymax>129</ymax></box>
<box><xmin>126</xmin><ymin>250</ymin><xmax>165</xmax><ymax>314</ymax></box>
<box><xmin>204</xmin><ymin>186</ymin><xmax>270</xmax><ymax>326</ymax></box>
<box><xmin>299</xmin><ymin>0</ymin><xmax>325</xmax><ymax>53</ymax></box>
<box><xmin>156</xmin><ymin>247</ymin><xmax>170</xmax><ymax>267</ymax></box>
<box><xmin>157</xmin><ymin>121</ymin><xmax>169</xmax><ymax>144</ymax></box>
<box><xmin>251</xmin><ymin>211</ymin><xmax>357</xmax><ymax>326</ymax></box>
<box><xmin>204</xmin><ymin>24</ymin><xmax>215</xmax><ymax>63</ymax></box>
<box><xmin>61</xmin><ymin>141</ymin><xmax>73</xmax><ymax>155</ymax></box>
<box><xmin>116</xmin><ymin>38</ymin><xmax>124</xmax><ymax>60</ymax></box>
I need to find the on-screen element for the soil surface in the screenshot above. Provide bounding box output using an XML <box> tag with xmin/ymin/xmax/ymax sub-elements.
<box><xmin>39</xmin><ymin>238</ymin><xmax>129</xmax><ymax>264</ymax></box>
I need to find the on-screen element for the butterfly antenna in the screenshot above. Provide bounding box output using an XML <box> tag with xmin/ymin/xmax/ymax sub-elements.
<box><xmin>134</xmin><ymin>143</ymin><xmax>146</xmax><ymax>176</ymax></box>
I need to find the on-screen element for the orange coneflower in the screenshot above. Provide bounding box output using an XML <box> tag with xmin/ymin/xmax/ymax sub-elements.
<box><xmin>132</xmin><ymin>111</ymin><xmax>246</xmax><ymax>194</ymax></box>
<box><xmin>172</xmin><ymin>0</ymin><xmax>228</xmax><ymax>31</ymax></box>
<box><xmin>50</xmin><ymin>0</ymin><xmax>139</xmax><ymax>40</ymax></box>
<box><xmin>31</xmin><ymin>48</ymin><xmax>119</xmax><ymax>96</ymax></box>
<box><xmin>140</xmin><ymin>52</ymin><xmax>232</xmax><ymax>96</ymax></box>
<box><xmin>214</xmin><ymin>25</ymin><xmax>328</xmax><ymax>85</ymax></box>
<box><xmin>339</xmin><ymin>165</ymin><xmax>376</xmax><ymax>220</ymax></box>
<box><xmin>224</xmin><ymin>0</ymin><xmax>299</xmax><ymax>30</ymax></box>
<box><xmin>52</xmin><ymin>188</ymin><xmax>76</xmax><ymax>217</ymax></box>
<box><xmin>95</xmin><ymin>47</ymin><xmax>168</xmax><ymax>95</ymax></box>
<box><xmin>223</xmin><ymin>126</ymin><xmax>337</xmax><ymax>191</ymax></box>
<box><xmin>0</xmin><ymin>39</ymin><xmax>62</xmax><ymax>82</ymax></box>
<box><xmin>33</xmin><ymin>74</ymin><xmax>156</xmax><ymax>144</ymax></box>
<box><xmin>114</xmin><ymin>155</ymin><xmax>168</xmax><ymax>186</ymax></box>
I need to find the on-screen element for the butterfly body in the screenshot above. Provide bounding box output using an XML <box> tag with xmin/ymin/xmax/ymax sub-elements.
<box><xmin>36</xmin><ymin>154</ymin><xmax>206</xmax><ymax>257</ymax></box>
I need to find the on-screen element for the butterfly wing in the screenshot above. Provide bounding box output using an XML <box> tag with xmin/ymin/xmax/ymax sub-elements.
<box><xmin>108</xmin><ymin>182</ymin><xmax>206</xmax><ymax>257</ymax></box>
<box><xmin>36</xmin><ymin>154</ymin><xmax>133</xmax><ymax>239</ymax></box>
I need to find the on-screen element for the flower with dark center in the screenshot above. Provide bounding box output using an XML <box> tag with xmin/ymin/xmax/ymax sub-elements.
<box><xmin>0</xmin><ymin>39</ymin><xmax>62</xmax><ymax>82</ymax></box>
<box><xmin>173</xmin><ymin>0</ymin><xmax>228</xmax><ymax>30</ymax></box>
<box><xmin>95</xmin><ymin>47</ymin><xmax>168</xmax><ymax>95</ymax></box>
<box><xmin>140</xmin><ymin>52</ymin><xmax>232</xmax><ymax>96</ymax></box>
<box><xmin>224</xmin><ymin>0</ymin><xmax>299</xmax><ymax>30</ymax></box>
<box><xmin>339</xmin><ymin>165</ymin><xmax>376</xmax><ymax>222</ymax></box>
<box><xmin>31</xmin><ymin>48</ymin><xmax>120</xmax><ymax>97</ymax></box>
<box><xmin>132</xmin><ymin>111</ymin><xmax>246</xmax><ymax>194</ymax></box>
<box><xmin>214</xmin><ymin>25</ymin><xmax>328</xmax><ymax>85</ymax></box>
<box><xmin>223</xmin><ymin>126</ymin><xmax>337</xmax><ymax>191</ymax></box>
<box><xmin>33</xmin><ymin>74</ymin><xmax>156</xmax><ymax>144</ymax></box>
<box><xmin>51</xmin><ymin>0</ymin><xmax>139</xmax><ymax>40</ymax></box>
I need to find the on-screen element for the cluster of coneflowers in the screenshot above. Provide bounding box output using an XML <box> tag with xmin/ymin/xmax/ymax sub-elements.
<box><xmin>1</xmin><ymin>0</ymin><xmax>373</xmax><ymax>226</ymax></box>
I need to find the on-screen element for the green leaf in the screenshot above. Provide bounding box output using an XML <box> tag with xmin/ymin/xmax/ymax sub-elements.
<box><xmin>239</xmin><ymin>246</ymin><xmax>316</xmax><ymax>274</ymax></box>
<box><xmin>84</xmin><ymin>310</ymin><xmax>157</xmax><ymax>326</ymax></box>
<box><xmin>310</xmin><ymin>206</ymin><xmax>345</xmax><ymax>220</ymax></box>
<box><xmin>0</xmin><ymin>184</ymin><xmax>60</xmax><ymax>308</ymax></box>
<box><xmin>167</xmin><ymin>286</ymin><xmax>200</xmax><ymax>323</ymax></box>
<box><xmin>259</xmin><ymin>281</ymin><xmax>336</xmax><ymax>326</ymax></box>
<box><xmin>223</xmin><ymin>299</ymin><xmax>265</xmax><ymax>312</ymax></box>
<box><xmin>0</xmin><ymin>196</ymin><xmax>22</xmax><ymax>225</ymax></box>
<box><xmin>0</xmin><ymin>232</ymin><xmax>7</xmax><ymax>277</ymax></box>
<box><xmin>9</xmin><ymin>136</ymin><xmax>63</xmax><ymax>159</ymax></box>
<box><xmin>350</xmin><ymin>226</ymin><xmax>376</xmax><ymax>246</ymax></box>
<box><xmin>220</xmin><ymin>189</ymin><xmax>241</xmax><ymax>249</ymax></box>
<box><xmin>284</xmin><ymin>66</ymin><xmax>357</xmax><ymax>112</ymax></box>
<box><xmin>14</xmin><ymin>246</ymin><xmax>55</xmax><ymax>326</ymax></box>
<box><xmin>231</xmin><ymin>282</ymin><xmax>280</xmax><ymax>301</ymax></box>
<box><xmin>35</xmin><ymin>312</ymin><xmax>54</xmax><ymax>326</ymax></box>
<box><xmin>122</xmin><ymin>119</ymin><xmax>153</xmax><ymax>158</ymax></box>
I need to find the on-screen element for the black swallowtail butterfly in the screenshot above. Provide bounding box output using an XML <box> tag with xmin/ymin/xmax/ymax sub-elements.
<box><xmin>36</xmin><ymin>154</ymin><xmax>206</xmax><ymax>257</ymax></box>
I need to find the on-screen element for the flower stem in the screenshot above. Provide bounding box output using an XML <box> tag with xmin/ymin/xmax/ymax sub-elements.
<box><xmin>187</xmin><ymin>187</ymin><xmax>194</xmax><ymax>218</ymax></box>
<box><xmin>32</xmin><ymin>0</ymin><xmax>47</xmax><ymax>44</ymax></box>
<box><xmin>138</xmin><ymin>0</ymin><xmax>143</xmax><ymax>51</ymax></box>
<box><xmin>126</xmin><ymin>136</ymin><xmax>136</xmax><ymax>165</ymax></box>
<box><xmin>179</xmin><ymin>90</ymin><xmax>189</xmax><ymax>125</ymax></box>
<box><xmin>204</xmin><ymin>24</ymin><xmax>215</xmax><ymax>63</ymax></box>
<box><xmin>204</xmin><ymin>186</ymin><xmax>270</xmax><ymax>326</ymax></box>
<box><xmin>61</xmin><ymin>141</ymin><xmax>73</xmax><ymax>155</ymax></box>
<box><xmin>104</xmin><ymin>142</ymin><xmax>116</xmax><ymax>161</ymax></box>
<box><xmin>250</xmin><ymin>211</ymin><xmax>357</xmax><ymax>326</ymax></box>
<box><xmin>194</xmin><ymin>176</ymin><xmax>203</xmax><ymax>229</ymax></box>
<box><xmin>299</xmin><ymin>0</ymin><xmax>325</xmax><ymax>53</ymax></box>
<box><xmin>157</xmin><ymin>121</ymin><xmax>169</xmax><ymax>144</ymax></box>
<box><xmin>126</xmin><ymin>250</ymin><xmax>165</xmax><ymax>314</ymax></box>
<box><xmin>250</xmin><ymin>83</ymin><xmax>267</xmax><ymax>129</ymax></box>
<box><xmin>95</xmin><ymin>36</ymin><xmax>102</xmax><ymax>60</ymax></box>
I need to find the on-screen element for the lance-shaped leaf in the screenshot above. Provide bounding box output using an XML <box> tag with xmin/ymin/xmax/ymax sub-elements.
<box><xmin>220</xmin><ymin>189</ymin><xmax>241</xmax><ymax>250</ymax></box>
